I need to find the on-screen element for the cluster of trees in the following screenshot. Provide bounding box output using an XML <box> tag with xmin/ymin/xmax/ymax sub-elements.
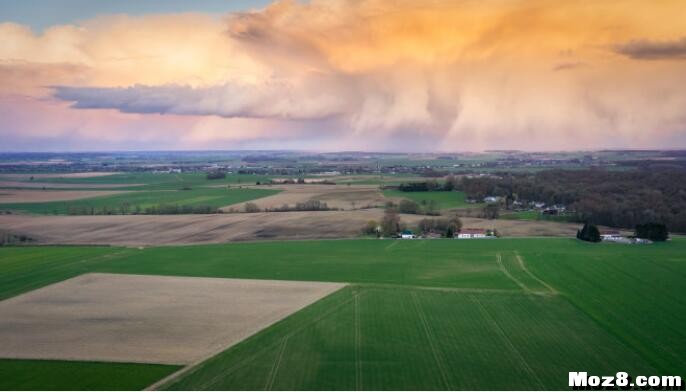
<box><xmin>380</xmin><ymin>208</ymin><xmax>405</xmax><ymax>236</ymax></box>
<box><xmin>417</xmin><ymin>216</ymin><xmax>463</xmax><ymax>237</ymax></box>
<box><xmin>363</xmin><ymin>214</ymin><xmax>464</xmax><ymax>238</ymax></box>
<box><xmin>0</xmin><ymin>231</ymin><xmax>33</xmax><ymax>246</ymax></box>
<box><xmin>459</xmin><ymin>169</ymin><xmax>686</xmax><ymax>232</ymax></box>
<box><xmin>66</xmin><ymin>204</ymin><xmax>220</xmax><ymax>215</ymax></box>
<box><xmin>576</xmin><ymin>223</ymin><xmax>601</xmax><ymax>242</ymax></box>
<box><xmin>141</xmin><ymin>205</ymin><xmax>220</xmax><ymax>214</ymax></box>
<box><xmin>269</xmin><ymin>178</ymin><xmax>337</xmax><ymax>185</ymax></box>
<box><xmin>206</xmin><ymin>171</ymin><xmax>227</xmax><ymax>180</ymax></box>
<box><xmin>244</xmin><ymin>200</ymin><xmax>335</xmax><ymax>213</ymax></box>
<box><xmin>364</xmin><ymin>205</ymin><xmax>407</xmax><ymax>237</ymax></box>
<box><xmin>364</xmin><ymin>204</ymin><xmax>463</xmax><ymax>238</ymax></box>
<box><xmin>480</xmin><ymin>203</ymin><xmax>500</xmax><ymax>219</ymax></box>
<box><xmin>635</xmin><ymin>223</ymin><xmax>669</xmax><ymax>241</ymax></box>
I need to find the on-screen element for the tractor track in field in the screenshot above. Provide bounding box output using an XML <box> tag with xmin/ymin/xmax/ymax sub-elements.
<box><xmin>495</xmin><ymin>252</ymin><xmax>533</xmax><ymax>294</ymax></box>
<box><xmin>354</xmin><ymin>289</ymin><xmax>363</xmax><ymax>391</ymax></box>
<box><xmin>411</xmin><ymin>291</ymin><xmax>453</xmax><ymax>390</ymax></box>
<box><xmin>264</xmin><ymin>336</ymin><xmax>289</xmax><ymax>390</ymax></box>
<box><xmin>161</xmin><ymin>287</ymin><xmax>356</xmax><ymax>390</ymax></box>
<box><xmin>470</xmin><ymin>294</ymin><xmax>546</xmax><ymax>390</ymax></box>
<box><xmin>515</xmin><ymin>252</ymin><xmax>558</xmax><ymax>295</ymax></box>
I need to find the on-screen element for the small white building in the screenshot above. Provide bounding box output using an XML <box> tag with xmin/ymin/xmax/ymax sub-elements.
<box><xmin>483</xmin><ymin>196</ymin><xmax>499</xmax><ymax>203</ymax></box>
<box><xmin>457</xmin><ymin>229</ymin><xmax>488</xmax><ymax>239</ymax></box>
<box><xmin>600</xmin><ymin>230</ymin><xmax>624</xmax><ymax>242</ymax></box>
<box><xmin>400</xmin><ymin>230</ymin><xmax>416</xmax><ymax>239</ymax></box>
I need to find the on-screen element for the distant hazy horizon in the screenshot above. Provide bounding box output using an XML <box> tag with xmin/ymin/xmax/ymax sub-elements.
<box><xmin>2</xmin><ymin>148</ymin><xmax>683</xmax><ymax>156</ymax></box>
<box><xmin>2</xmin><ymin>0</ymin><xmax>686</xmax><ymax>151</ymax></box>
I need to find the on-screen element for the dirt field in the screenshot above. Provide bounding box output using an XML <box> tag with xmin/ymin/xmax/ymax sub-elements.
<box><xmin>0</xmin><ymin>189</ymin><xmax>127</xmax><ymax>203</ymax></box>
<box><xmin>0</xmin><ymin>172</ymin><xmax>119</xmax><ymax>180</ymax></box>
<box><xmin>0</xmin><ymin>210</ymin><xmax>582</xmax><ymax>245</ymax></box>
<box><xmin>222</xmin><ymin>184</ymin><xmax>386</xmax><ymax>211</ymax></box>
<box><xmin>0</xmin><ymin>273</ymin><xmax>344</xmax><ymax>365</ymax></box>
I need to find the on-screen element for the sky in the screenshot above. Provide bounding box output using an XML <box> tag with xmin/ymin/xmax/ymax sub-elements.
<box><xmin>1</xmin><ymin>0</ymin><xmax>686</xmax><ymax>152</ymax></box>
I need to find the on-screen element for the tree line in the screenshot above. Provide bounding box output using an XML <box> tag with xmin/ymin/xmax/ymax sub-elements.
<box><xmin>67</xmin><ymin>204</ymin><xmax>221</xmax><ymax>215</ymax></box>
<box><xmin>459</xmin><ymin>169</ymin><xmax>686</xmax><ymax>232</ymax></box>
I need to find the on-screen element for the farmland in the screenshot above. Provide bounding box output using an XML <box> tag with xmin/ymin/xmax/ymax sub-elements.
<box><xmin>0</xmin><ymin>238</ymin><xmax>684</xmax><ymax>389</ymax></box>
<box><xmin>0</xmin><ymin>172</ymin><xmax>272</xmax><ymax>191</ymax></box>
<box><xmin>0</xmin><ymin>187</ymin><xmax>279</xmax><ymax>215</ymax></box>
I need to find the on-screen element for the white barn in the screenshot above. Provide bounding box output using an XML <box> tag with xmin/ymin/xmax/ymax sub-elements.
<box><xmin>600</xmin><ymin>230</ymin><xmax>623</xmax><ymax>242</ymax></box>
<box><xmin>457</xmin><ymin>229</ymin><xmax>488</xmax><ymax>239</ymax></box>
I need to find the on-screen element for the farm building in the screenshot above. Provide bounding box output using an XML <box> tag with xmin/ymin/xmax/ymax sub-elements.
<box><xmin>400</xmin><ymin>230</ymin><xmax>416</xmax><ymax>239</ymax></box>
<box><xmin>600</xmin><ymin>230</ymin><xmax>624</xmax><ymax>241</ymax></box>
<box><xmin>457</xmin><ymin>229</ymin><xmax>488</xmax><ymax>239</ymax></box>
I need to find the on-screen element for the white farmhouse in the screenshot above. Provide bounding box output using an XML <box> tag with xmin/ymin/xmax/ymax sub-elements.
<box><xmin>457</xmin><ymin>229</ymin><xmax>488</xmax><ymax>239</ymax></box>
<box><xmin>400</xmin><ymin>230</ymin><xmax>416</xmax><ymax>239</ymax></box>
<box><xmin>600</xmin><ymin>230</ymin><xmax>624</xmax><ymax>242</ymax></box>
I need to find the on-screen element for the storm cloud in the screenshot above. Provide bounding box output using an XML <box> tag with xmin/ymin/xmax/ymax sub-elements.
<box><xmin>54</xmin><ymin>82</ymin><xmax>347</xmax><ymax>120</ymax></box>
<box><xmin>2</xmin><ymin>0</ymin><xmax>686</xmax><ymax>151</ymax></box>
<box><xmin>614</xmin><ymin>37</ymin><xmax>686</xmax><ymax>60</ymax></box>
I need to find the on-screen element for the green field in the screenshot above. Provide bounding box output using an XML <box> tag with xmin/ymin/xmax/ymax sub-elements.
<box><xmin>0</xmin><ymin>172</ymin><xmax>274</xmax><ymax>191</ymax></box>
<box><xmin>0</xmin><ymin>187</ymin><xmax>278</xmax><ymax>215</ymax></box>
<box><xmin>383</xmin><ymin>189</ymin><xmax>477</xmax><ymax>209</ymax></box>
<box><xmin>0</xmin><ymin>359</ymin><xmax>179</xmax><ymax>391</ymax></box>
<box><xmin>500</xmin><ymin>210</ymin><xmax>576</xmax><ymax>222</ymax></box>
<box><xmin>0</xmin><ymin>238</ymin><xmax>684</xmax><ymax>389</ymax></box>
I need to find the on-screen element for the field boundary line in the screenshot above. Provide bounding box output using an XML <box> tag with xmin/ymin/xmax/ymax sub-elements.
<box><xmin>470</xmin><ymin>294</ymin><xmax>546</xmax><ymax>390</ymax></box>
<box><xmin>150</xmin><ymin>286</ymin><xmax>356</xmax><ymax>390</ymax></box>
<box><xmin>384</xmin><ymin>241</ymin><xmax>399</xmax><ymax>250</ymax></box>
<box><xmin>495</xmin><ymin>252</ymin><xmax>532</xmax><ymax>294</ymax></box>
<box><xmin>264</xmin><ymin>336</ymin><xmax>289</xmax><ymax>391</ymax></box>
<box><xmin>354</xmin><ymin>289</ymin><xmax>363</xmax><ymax>391</ymax></box>
<box><xmin>358</xmin><ymin>282</ymin><xmax>524</xmax><ymax>295</ymax></box>
<box><xmin>515</xmin><ymin>252</ymin><xmax>558</xmax><ymax>294</ymax></box>
<box><xmin>411</xmin><ymin>291</ymin><xmax>453</xmax><ymax>390</ymax></box>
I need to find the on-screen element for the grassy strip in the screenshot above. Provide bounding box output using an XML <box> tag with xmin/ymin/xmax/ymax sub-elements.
<box><xmin>0</xmin><ymin>359</ymin><xmax>179</xmax><ymax>391</ymax></box>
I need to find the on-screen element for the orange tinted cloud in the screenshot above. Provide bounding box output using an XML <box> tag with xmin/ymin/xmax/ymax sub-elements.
<box><xmin>2</xmin><ymin>0</ymin><xmax>686</xmax><ymax>150</ymax></box>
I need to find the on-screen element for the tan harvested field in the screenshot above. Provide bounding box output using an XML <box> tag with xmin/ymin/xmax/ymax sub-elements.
<box><xmin>0</xmin><ymin>180</ymin><xmax>141</xmax><ymax>189</ymax></box>
<box><xmin>458</xmin><ymin>217</ymin><xmax>582</xmax><ymax>237</ymax></box>
<box><xmin>0</xmin><ymin>172</ymin><xmax>119</xmax><ymax>179</ymax></box>
<box><xmin>222</xmin><ymin>184</ymin><xmax>387</xmax><ymax>211</ymax></box>
<box><xmin>0</xmin><ymin>189</ymin><xmax>127</xmax><ymax>203</ymax></box>
<box><xmin>0</xmin><ymin>210</ymin><xmax>582</xmax><ymax>245</ymax></box>
<box><xmin>0</xmin><ymin>273</ymin><xmax>344</xmax><ymax>365</ymax></box>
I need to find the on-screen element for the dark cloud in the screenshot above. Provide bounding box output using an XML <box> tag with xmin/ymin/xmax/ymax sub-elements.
<box><xmin>53</xmin><ymin>83</ymin><xmax>346</xmax><ymax>120</ymax></box>
<box><xmin>614</xmin><ymin>37</ymin><xmax>686</xmax><ymax>60</ymax></box>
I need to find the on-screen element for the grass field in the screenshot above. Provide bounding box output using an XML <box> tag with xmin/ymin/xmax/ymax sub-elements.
<box><xmin>164</xmin><ymin>286</ymin><xmax>655</xmax><ymax>390</ymax></box>
<box><xmin>0</xmin><ymin>172</ymin><xmax>273</xmax><ymax>191</ymax></box>
<box><xmin>0</xmin><ymin>188</ymin><xmax>279</xmax><ymax>215</ymax></box>
<box><xmin>500</xmin><ymin>210</ymin><xmax>576</xmax><ymax>222</ymax></box>
<box><xmin>0</xmin><ymin>238</ymin><xmax>684</xmax><ymax>389</ymax></box>
<box><xmin>383</xmin><ymin>189</ymin><xmax>477</xmax><ymax>209</ymax></box>
<box><xmin>0</xmin><ymin>359</ymin><xmax>179</xmax><ymax>390</ymax></box>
